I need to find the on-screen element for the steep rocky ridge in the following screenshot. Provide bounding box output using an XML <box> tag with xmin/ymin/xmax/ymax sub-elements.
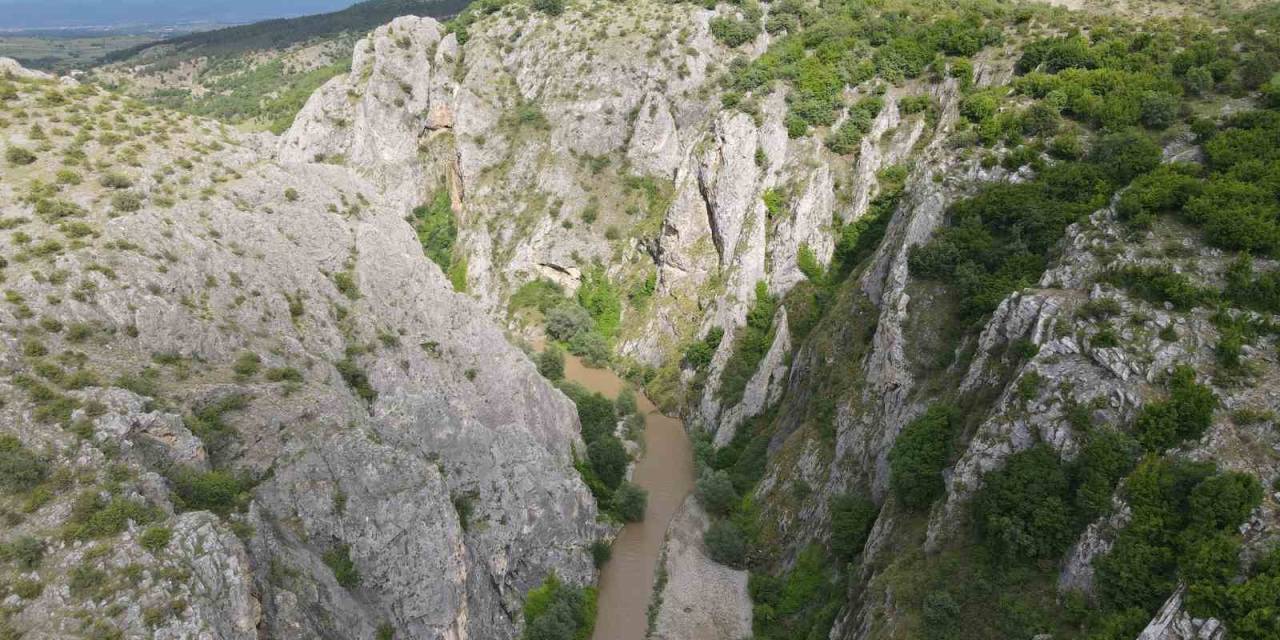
<box><xmin>0</xmin><ymin>66</ymin><xmax>598</xmax><ymax>639</ymax></box>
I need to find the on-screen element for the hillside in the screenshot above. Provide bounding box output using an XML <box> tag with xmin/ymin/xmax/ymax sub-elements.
<box><xmin>89</xmin><ymin>0</ymin><xmax>470</xmax><ymax>134</ymax></box>
<box><xmin>3</xmin><ymin>0</ymin><xmax>1280</xmax><ymax>638</ymax></box>
<box><xmin>0</xmin><ymin>59</ymin><xmax>597</xmax><ymax>638</ymax></box>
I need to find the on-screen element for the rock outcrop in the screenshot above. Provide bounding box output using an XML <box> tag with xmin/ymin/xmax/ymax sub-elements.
<box><xmin>0</xmin><ymin>63</ymin><xmax>597</xmax><ymax>640</ymax></box>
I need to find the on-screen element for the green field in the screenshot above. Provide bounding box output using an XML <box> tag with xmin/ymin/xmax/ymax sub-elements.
<box><xmin>0</xmin><ymin>35</ymin><xmax>160</xmax><ymax>72</ymax></box>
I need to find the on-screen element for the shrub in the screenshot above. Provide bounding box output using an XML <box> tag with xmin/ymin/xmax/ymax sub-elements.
<box><xmin>909</xmin><ymin>162</ymin><xmax>1111</xmax><ymax>319</ymax></box>
<box><xmin>1071</xmin><ymin>427</ymin><xmax>1139</xmax><ymax>523</ymax></box>
<box><xmin>1183</xmin><ymin>179</ymin><xmax>1280</xmax><ymax>255</ymax></box>
<box><xmin>888</xmin><ymin>405</ymin><xmax>956</xmax><ymax>509</ymax></box>
<box><xmin>537</xmin><ymin>345</ymin><xmax>565</xmax><ymax>380</ymax></box>
<box><xmin>531</xmin><ymin>0</ymin><xmax>563</xmax><ymax>15</ymax></box>
<box><xmin>1093</xmin><ymin>456</ymin><xmax>1261</xmax><ymax>630</ymax></box>
<box><xmin>139</xmin><ymin>526</ymin><xmax>172</xmax><ymax>554</ymax></box>
<box><xmin>169</xmin><ymin>468</ymin><xmax>249</xmax><ymax>514</ymax></box>
<box><xmin>1133</xmin><ymin>365</ymin><xmax>1216</xmax><ymax>451</ymax></box>
<box><xmin>704</xmin><ymin>519</ymin><xmax>747</xmax><ymax>567</ymax></box>
<box><xmin>0</xmin><ymin>535</ymin><xmax>44</xmax><ymax>569</ymax></box>
<box><xmin>587</xmin><ymin>436</ymin><xmax>628</xmax><ymax>490</ymax></box>
<box><xmin>710</xmin><ymin>16</ymin><xmax>760</xmax><ymax>47</ymax></box>
<box><xmin>265</xmin><ymin>367</ymin><xmax>303</xmax><ymax>383</ymax></box>
<box><xmin>975</xmin><ymin>444</ymin><xmax>1075</xmax><ymax>562</ymax></box>
<box><xmin>960</xmin><ymin>92</ymin><xmax>998</xmax><ymax>122</ymax></box>
<box><xmin>1206</xmin><ymin>546</ymin><xmax>1280</xmax><ymax>639</ymax></box>
<box><xmin>412</xmin><ymin>190</ymin><xmax>456</xmax><ymax>272</ymax></box>
<box><xmin>111</xmin><ymin>191</ymin><xmax>144</xmax><ymax>212</ymax></box>
<box><xmin>333</xmin><ymin>270</ymin><xmax>359</xmax><ymax>300</ymax></box>
<box><xmin>232</xmin><ymin>351</ymin><xmax>261</xmax><ymax>379</ymax></box>
<box><xmin>568</xmin><ymin>331</ymin><xmax>610</xmax><ymax>368</ymax></box>
<box><xmin>1104</xmin><ymin>266</ymin><xmax>1211</xmax><ymax>310</ymax></box>
<box><xmin>590</xmin><ymin>540</ymin><xmax>611</xmax><ymax>568</ymax></box>
<box><xmin>522</xmin><ymin>574</ymin><xmax>597</xmax><ymax>640</ymax></box>
<box><xmin>613</xmin><ymin>388</ymin><xmax>637</xmax><ymax>417</ymax></box>
<box><xmin>68</xmin><ymin>564</ymin><xmax>107</xmax><ymax>599</ymax></box>
<box><xmin>98</xmin><ymin>172</ymin><xmax>133</xmax><ymax>189</ymax></box>
<box><xmin>611</xmin><ymin>482</ymin><xmax>647</xmax><ymax>522</ymax></box>
<box><xmin>576</xmin><ymin>268</ymin><xmax>620</xmax><ymax>338</ymax></box>
<box><xmin>323</xmin><ymin>544</ymin><xmax>360</xmax><ymax>587</ymax></box>
<box><xmin>545</xmin><ymin>303</ymin><xmax>593</xmax><ymax>342</ymax></box>
<box><xmin>5</xmin><ymin>146</ymin><xmax>35</xmax><ymax>166</ymax></box>
<box><xmin>1139</xmin><ymin>91</ymin><xmax>1179</xmax><ymax>129</ymax></box>
<box><xmin>1089</xmin><ymin>128</ymin><xmax>1161</xmax><ymax>185</ymax></box>
<box><xmin>825</xmin><ymin>97</ymin><xmax>883</xmax><ymax>154</ymax></box>
<box><xmin>683</xmin><ymin>327</ymin><xmax>723</xmax><ymax>371</ymax></box>
<box><xmin>185</xmin><ymin>392</ymin><xmax>249</xmax><ymax>463</ymax></box>
<box><xmin>1115</xmin><ymin>164</ymin><xmax>1202</xmax><ymax>227</ymax></box>
<box><xmin>0</xmin><ymin>435</ymin><xmax>48</xmax><ymax>493</ymax></box>
<box><xmin>284</xmin><ymin>187</ymin><xmax>299</xmax><ymax>202</ymax></box>
<box><xmin>512</xmin><ymin>279</ymin><xmax>566</xmax><ymax>314</ymax></box>
<box><xmin>1225</xmin><ymin>254</ymin><xmax>1280</xmax><ymax>313</ymax></box>
<box><xmin>829</xmin><ymin>494</ymin><xmax>878</xmax><ymax>562</ymax></box>
<box><xmin>12</xmin><ymin>577</ymin><xmax>42</xmax><ymax>599</ymax></box>
<box><xmin>560</xmin><ymin>383</ymin><xmax>616</xmax><ymax>444</ymax></box>
<box><xmin>336</xmin><ymin>356</ymin><xmax>376</xmax><ymax>403</ymax></box>
<box><xmin>762</xmin><ymin>188</ymin><xmax>786</xmax><ymax>217</ymax></box>
<box><xmin>696</xmin><ymin>469</ymin><xmax>738</xmax><ymax>517</ymax></box>
<box><xmin>64</xmin><ymin>492</ymin><xmax>158</xmax><ymax>540</ymax></box>
<box><xmin>718</xmin><ymin>282</ymin><xmax>777</xmax><ymax>406</ymax></box>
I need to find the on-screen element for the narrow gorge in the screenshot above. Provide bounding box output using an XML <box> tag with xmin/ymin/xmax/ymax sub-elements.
<box><xmin>1</xmin><ymin>0</ymin><xmax>1280</xmax><ymax>638</ymax></box>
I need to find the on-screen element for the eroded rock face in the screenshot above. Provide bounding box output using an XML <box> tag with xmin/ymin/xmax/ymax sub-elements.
<box><xmin>280</xmin><ymin>5</ymin><xmax>854</xmax><ymax>407</ymax></box>
<box><xmin>0</xmin><ymin>64</ymin><xmax>597</xmax><ymax>640</ymax></box>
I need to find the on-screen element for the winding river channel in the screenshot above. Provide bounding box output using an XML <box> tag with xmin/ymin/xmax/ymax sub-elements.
<box><xmin>557</xmin><ymin>352</ymin><xmax>696</xmax><ymax>640</ymax></box>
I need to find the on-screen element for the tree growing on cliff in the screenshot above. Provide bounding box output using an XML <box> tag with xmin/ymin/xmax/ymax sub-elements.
<box><xmin>888</xmin><ymin>405</ymin><xmax>957</xmax><ymax>509</ymax></box>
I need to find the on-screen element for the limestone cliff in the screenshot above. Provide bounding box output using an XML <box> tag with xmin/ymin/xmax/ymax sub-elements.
<box><xmin>0</xmin><ymin>63</ymin><xmax>598</xmax><ymax>639</ymax></box>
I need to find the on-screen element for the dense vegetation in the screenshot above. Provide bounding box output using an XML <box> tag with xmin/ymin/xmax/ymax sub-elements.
<box><xmin>512</xmin><ymin>278</ymin><xmax>620</xmax><ymax>367</ymax></box>
<box><xmin>682</xmin><ymin>0</ymin><xmax>1280</xmax><ymax>638</ymax></box>
<box><xmin>411</xmin><ymin>189</ymin><xmax>469</xmax><ymax>290</ymax></box>
<box><xmin>715</xmin><ymin>0</ymin><xmax>1001</xmax><ymax>138</ymax></box>
<box><xmin>716</xmin><ymin>282</ymin><xmax>777</xmax><ymax>407</ymax></box>
<box><xmin>535</xmin><ymin>349</ymin><xmax>647</xmax><ymax>524</ymax></box>
<box><xmin>522</xmin><ymin>574</ymin><xmax>597</xmax><ymax>640</ymax></box>
<box><xmin>147</xmin><ymin>58</ymin><xmax>352</xmax><ymax>135</ymax></box>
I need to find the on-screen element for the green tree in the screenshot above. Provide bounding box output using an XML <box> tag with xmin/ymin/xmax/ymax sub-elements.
<box><xmin>696</xmin><ymin>469</ymin><xmax>738</xmax><ymax>517</ymax></box>
<box><xmin>704</xmin><ymin>519</ymin><xmax>747</xmax><ymax>567</ymax></box>
<box><xmin>888</xmin><ymin>405</ymin><xmax>956</xmax><ymax>509</ymax></box>
<box><xmin>0</xmin><ymin>435</ymin><xmax>48</xmax><ymax>493</ymax></box>
<box><xmin>537</xmin><ymin>345</ymin><xmax>565</xmax><ymax>380</ymax></box>
<box><xmin>611</xmin><ymin>482</ymin><xmax>647</xmax><ymax>522</ymax></box>
<box><xmin>829</xmin><ymin>494</ymin><xmax>878</xmax><ymax>562</ymax></box>
<box><xmin>1139</xmin><ymin>91</ymin><xmax>1179</xmax><ymax>129</ymax></box>
<box><xmin>587</xmin><ymin>436</ymin><xmax>628</xmax><ymax>490</ymax></box>
<box><xmin>1133</xmin><ymin>365</ymin><xmax>1216</xmax><ymax>451</ymax></box>
<box><xmin>975</xmin><ymin>444</ymin><xmax>1074</xmax><ymax>562</ymax></box>
<box><xmin>1090</xmin><ymin>128</ymin><xmax>1162</xmax><ymax>185</ymax></box>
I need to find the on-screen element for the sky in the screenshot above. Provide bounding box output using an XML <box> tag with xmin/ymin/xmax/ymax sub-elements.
<box><xmin>0</xmin><ymin>0</ymin><xmax>359</xmax><ymax>30</ymax></box>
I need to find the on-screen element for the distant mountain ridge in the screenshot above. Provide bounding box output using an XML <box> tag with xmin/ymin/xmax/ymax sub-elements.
<box><xmin>0</xmin><ymin>0</ymin><xmax>355</xmax><ymax>30</ymax></box>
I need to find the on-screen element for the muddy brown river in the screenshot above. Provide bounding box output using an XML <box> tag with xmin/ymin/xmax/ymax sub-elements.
<box><xmin>558</xmin><ymin>352</ymin><xmax>695</xmax><ymax>640</ymax></box>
